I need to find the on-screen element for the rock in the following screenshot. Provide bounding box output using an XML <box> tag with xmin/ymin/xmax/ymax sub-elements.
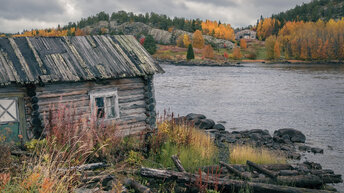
<box><xmin>213</xmin><ymin>124</ymin><xmax>225</xmax><ymax>131</ymax></box>
<box><xmin>303</xmin><ymin>161</ymin><xmax>322</xmax><ymax>170</ymax></box>
<box><xmin>274</xmin><ymin>128</ymin><xmax>306</xmax><ymax>143</ymax></box>
<box><xmin>288</xmin><ymin>152</ymin><xmax>301</xmax><ymax>160</ymax></box>
<box><xmin>149</xmin><ymin>28</ymin><xmax>172</xmax><ymax>44</ymax></box>
<box><xmin>195</xmin><ymin>119</ymin><xmax>215</xmax><ymax>130</ymax></box>
<box><xmin>249</xmin><ymin>133</ymin><xmax>262</xmax><ymax>141</ymax></box>
<box><xmin>186</xmin><ymin>113</ymin><xmax>206</xmax><ymax>121</ymax></box>
<box><xmin>299</xmin><ymin>145</ymin><xmax>311</xmax><ymax>152</ymax></box>
<box><xmin>311</xmin><ymin>147</ymin><xmax>324</xmax><ymax>154</ymax></box>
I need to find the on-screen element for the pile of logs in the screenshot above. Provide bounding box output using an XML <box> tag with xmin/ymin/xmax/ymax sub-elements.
<box><xmin>140</xmin><ymin>155</ymin><xmax>342</xmax><ymax>193</ymax></box>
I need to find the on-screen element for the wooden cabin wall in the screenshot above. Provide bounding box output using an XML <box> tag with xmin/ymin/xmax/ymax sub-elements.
<box><xmin>33</xmin><ymin>77</ymin><xmax>149</xmax><ymax>137</ymax></box>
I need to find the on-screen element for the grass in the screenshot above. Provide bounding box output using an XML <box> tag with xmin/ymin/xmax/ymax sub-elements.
<box><xmin>229</xmin><ymin>145</ymin><xmax>286</xmax><ymax>165</ymax></box>
<box><xmin>145</xmin><ymin>115</ymin><xmax>218</xmax><ymax>172</ymax></box>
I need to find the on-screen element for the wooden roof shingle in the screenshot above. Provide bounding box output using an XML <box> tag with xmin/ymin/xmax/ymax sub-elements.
<box><xmin>0</xmin><ymin>35</ymin><xmax>164</xmax><ymax>85</ymax></box>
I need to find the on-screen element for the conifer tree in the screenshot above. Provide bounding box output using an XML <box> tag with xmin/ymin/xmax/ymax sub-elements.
<box><xmin>186</xmin><ymin>44</ymin><xmax>195</xmax><ymax>60</ymax></box>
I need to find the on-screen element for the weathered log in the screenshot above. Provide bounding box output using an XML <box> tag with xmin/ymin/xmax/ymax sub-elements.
<box><xmin>171</xmin><ymin>155</ymin><xmax>186</xmax><ymax>172</ymax></box>
<box><xmin>76</xmin><ymin>162</ymin><xmax>109</xmax><ymax>171</ymax></box>
<box><xmin>123</xmin><ymin>178</ymin><xmax>151</xmax><ymax>193</ymax></box>
<box><xmin>140</xmin><ymin>167</ymin><xmax>333</xmax><ymax>193</ymax></box>
<box><xmin>277</xmin><ymin>175</ymin><xmax>323</xmax><ymax>188</ymax></box>
<box><xmin>247</xmin><ymin>160</ymin><xmax>277</xmax><ymax>179</ymax></box>
<box><xmin>220</xmin><ymin>161</ymin><xmax>250</xmax><ymax>180</ymax></box>
<box><xmin>11</xmin><ymin>150</ymin><xmax>33</xmax><ymax>157</ymax></box>
<box><xmin>319</xmin><ymin>174</ymin><xmax>343</xmax><ymax>184</ymax></box>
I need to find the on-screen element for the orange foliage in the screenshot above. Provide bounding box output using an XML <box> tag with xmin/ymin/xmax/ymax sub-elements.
<box><xmin>256</xmin><ymin>18</ymin><xmax>280</xmax><ymax>40</ymax></box>
<box><xmin>0</xmin><ymin>173</ymin><xmax>10</xmax><ymax>190</ymax></box>
<box><xmin>240</xmin><ymin>39</ymin><xmax>247</xmax><ymax>49</ymax></box>
<box><xmin>203</xmin><ymin>45</ymin><xmax>214</xmax><ymax>59</ymax></box>
<box><xmin>192</xmin><ymin>30</ymin><xmax>205</xmax><ymax>49</ymax></box>
<box><xmin>274</xmin><ymin>41</ymin><xmax>281</xmax><ymax>59</ymax></box>
<box><xmin>12</xmin><ymin>27</ymin><xmax>86</xmax><ymax>37</ymax></box>
<box><xmin>201</xmin><ymin>20</ymin><xmax>235</xmax><ymax>41</ymax></box>
<box><xmin>277</xmin><ymin>18</ymin><xmax>344</xmax><ymax>60</ymax></box>
<box><xmin>224</xmin><ymin>51</ymin><xmax>229</xmax><ymax>59</ymax></box>
<box><xmin>232</xmin><ymin>47</ymin><xmax>242</xmax><ymax>60</ymax></box>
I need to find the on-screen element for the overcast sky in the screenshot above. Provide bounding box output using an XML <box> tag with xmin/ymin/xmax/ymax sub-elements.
<box><xmin>0</xmin><ymin>0</ymin><xmax>311</xmax><ymax>33</ymax></box>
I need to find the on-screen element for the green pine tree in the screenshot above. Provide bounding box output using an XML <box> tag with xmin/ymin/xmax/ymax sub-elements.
<box><xmin>143</xmin><ymin>35</ymin><xmax>157</xmax><ymax>55</ymax></box>
<box><xmin>186</xmin><ymin>44</ymin><xmax>195</xmax><ymax>60</ymax></box>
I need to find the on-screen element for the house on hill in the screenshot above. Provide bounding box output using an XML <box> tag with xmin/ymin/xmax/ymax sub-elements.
<box><xmin>235</xmin><ymin>30</ymin><xmax>257</xmax><ymax>40</ymax></box>
<box><xmin>0</xmin><ymin>35</ymin><xmax>164</xmax><ymax>145</ymax></box>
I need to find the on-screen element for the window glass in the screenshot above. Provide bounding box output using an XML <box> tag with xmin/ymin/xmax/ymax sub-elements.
<box><xmin>95</xmin><ymin>97</ymin><xmax>104</xmax><ymax>118</ymax></box>
<box><xmin>106</xmin><ymin>96</ymin><xmax>115</xmax><ymax>118</ymax></box>
<box><xmin>0</xmin><ymin>99</ymin><xmax>17</xmax><ymax>122</ymax></box>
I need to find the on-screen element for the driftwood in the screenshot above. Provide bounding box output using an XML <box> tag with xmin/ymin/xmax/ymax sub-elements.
<box><xmin>219</xmin><ymin>161</ymin><xmax>250</xmax><ymax>180</ymax></box>
<box><xmin>247</xmin><ymin>161</ymin><xmax>278</xmax><ymax>179</ymax></box>
<box><xmin>76</xmin><ymin>162</ymin><xmax>109</xmax><ymax>171</ymax></box>
<box><xmin>140</xmin><ymin>167</ymin><xmax>333</xmax><ymax>193</ymax></box>
<box><xmin>123</xmin><ymin>178</ymin><xmax>151</xmax><ymax>193</ymax></box>
<box><xmin>171</xmin><ymin>155</ymin><xmax>186</xmax><ymax>172</ymax></box>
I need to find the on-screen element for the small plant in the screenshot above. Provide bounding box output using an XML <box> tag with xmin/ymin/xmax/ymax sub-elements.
<box><xmin>125</xmin><ymin>150</ymin><xmax>144</xmax><ymax>166</ymax></box>
<box><xmin>229</xmin><ymin>145</ymin><xmax>286</xmax><ymax>165</ymax></box>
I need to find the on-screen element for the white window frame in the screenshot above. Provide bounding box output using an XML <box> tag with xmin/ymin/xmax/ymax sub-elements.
<box><xmin>0</xmin><ymin>97</ymin><xmax>19</xmax><ymax>123</ymax></box>
<box><xmin>89</xmin><ymin>88</ymin><xmax>120</xmax><ymax>120</ymax></box>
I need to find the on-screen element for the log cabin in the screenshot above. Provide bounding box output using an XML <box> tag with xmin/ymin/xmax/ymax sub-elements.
<box><xmin>0</xmin><ymin>35</ymin><xmax>164</xmax><ymax>145</ymax></box>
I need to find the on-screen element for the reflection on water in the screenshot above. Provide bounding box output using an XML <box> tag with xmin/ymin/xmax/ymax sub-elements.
<box><xmin>154</xmin><ymin>63</ymin><xmax>344</xmax><ymax>191</ymax></box>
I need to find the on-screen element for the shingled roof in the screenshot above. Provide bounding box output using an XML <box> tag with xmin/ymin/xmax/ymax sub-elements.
<box><xmin>0</xmin><ymin>35</ymin><xmax>164</xmax><ymax>86</ymax></box>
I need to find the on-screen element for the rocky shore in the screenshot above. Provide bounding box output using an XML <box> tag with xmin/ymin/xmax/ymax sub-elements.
<box><xmin>157</xmin><ymin>59</ymin><xmax>244</xmax><ymax>67</ymax></box>
<box><xmin>175</xmin><ymin>113</ymin><xmax>325</xmax><ymax>163</ymax></box>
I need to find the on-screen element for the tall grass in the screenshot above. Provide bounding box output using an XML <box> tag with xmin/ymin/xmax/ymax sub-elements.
<box><xmin>229</xmin><ymin>145</ymin><xmax>286</xmax><ymax>165</ymax></box>
<box><xmin>147</xmin><ymin>114</ymin><xmax>218</xmax><ymax>172</ymax></box>
<box><xmin>1</xmin><ymin>101</ymin><xmax>124</xmax><ymax>193</ymax></box>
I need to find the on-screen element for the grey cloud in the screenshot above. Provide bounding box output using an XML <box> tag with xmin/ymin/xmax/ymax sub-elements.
<box><xmin>0</xmin><ymin>0</ymin><xmax>312</xmax><ymax>33</ymax></box>
<box><xmin>0</xmin><ymin>0</ymin><xmax>66</xmax><ymax>20</ymax></box>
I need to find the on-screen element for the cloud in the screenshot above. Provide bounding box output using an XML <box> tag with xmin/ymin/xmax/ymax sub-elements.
<box><xmin>0</xmin><ymin>0</ymin><xmax>312</xmax><ymax>33</ymax></box>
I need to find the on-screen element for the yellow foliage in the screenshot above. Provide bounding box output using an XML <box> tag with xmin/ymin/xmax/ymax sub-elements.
<box><xmin>192</xmin><ymin>30</ymin><xmax>205</xmax><ymax>49</ymax></box>
<box><xmin>183</xmin><ymin>34</ymin><xmax>191</xmax><ymax>48</ymax></box>
<box><xmin>229</xmin><ymin>145</ymin><xmax>286</xmax><ymax>165</ymax></box>
<box><xmin>202</xmin><ymin>20</ymin><xmax>235</xmax><ymax>41</ymax></box>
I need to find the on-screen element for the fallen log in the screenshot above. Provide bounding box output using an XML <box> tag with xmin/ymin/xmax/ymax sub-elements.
<box><xmin>247</xmin><ymin>161</ymin><xmax>277</xmax><ymax>179</ymax></box>
<box><xmin>171</xmin><ymin>155</ymin><xmax>186</xmax><ymax>172</ymax></box>
<box><xmin>140</xmin><ymin>167</ymin><xmax>333</xmax><ymax>193</ymax></box>
<box><xmin>220</xmin><ymin>161</ymin><xmax>250</xmax><ymax>180</ymax></box>
<box><xmin>123</xmin><ymin>178</ymin><xmax>151</xmax><ymax>193</ymax></box>
<box><xmin>76</xmin><ymin>162</ymin><xmax>108</xmax><ymax>171</ymax></box>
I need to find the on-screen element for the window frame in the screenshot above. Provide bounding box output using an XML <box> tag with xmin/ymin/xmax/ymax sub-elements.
<box><xmin>0</xmin><ymin>97</ymin><xmax>19</xmax><ymax>124</ymax></box>
<box><xmin>89</xmin><ymin>88</ymin><xmax>120</xmax><ymax>120</ymax></box>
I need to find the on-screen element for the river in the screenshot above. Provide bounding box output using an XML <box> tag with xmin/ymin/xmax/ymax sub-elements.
<box><xmin>154</xmin><ymin>63</ymin><xmax>344</xmax><ymax>191</ymax></box>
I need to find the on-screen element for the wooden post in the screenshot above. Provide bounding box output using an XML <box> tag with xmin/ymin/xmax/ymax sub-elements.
<box><xmin>171</xmin><ymin>155</ymin><xmax>186</xmax><ymax>172</ymax></box>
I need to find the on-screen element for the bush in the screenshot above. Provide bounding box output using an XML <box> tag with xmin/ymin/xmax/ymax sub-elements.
<box><xmin>229</xmin><ymin>145</ymin><xmax>286</xmax><ymax>165</ymax></box>
<box><xmin>246</xmin><ymin>48</ymin><xmax>257</xmax><ymax>59</ymax></box>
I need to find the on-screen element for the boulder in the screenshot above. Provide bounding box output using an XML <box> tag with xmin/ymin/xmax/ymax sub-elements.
<box><xmin>195</xmin><ymin>119</ymin><xmax>215</xmax><ymax>130</ymax></box>
<box><xmin>311</xmin><ymin>147</ymin><xmax>324</xmax><ymax>154</ymax></box>
<box><xmin>186</xmin><ymin>113</ymin><xmax>206</xmax><ymax>121</ymax></box>
<box><xmin>299</xmin><ymin>145</ymin><xmax>312</xmax><ymax>152</ymax></box>
<box><xmin>213</xmin><ymin>124</ymin><xmax>225</xmax><ymax>131</ymax></box>
<box><xmin>273</xmin><ymin>128</ymin><xmax>306</xmax><ymax>143</ymax></box>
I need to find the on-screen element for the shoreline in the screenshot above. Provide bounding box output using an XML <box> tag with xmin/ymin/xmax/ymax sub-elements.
<box><xmin>156</xmin><ymin>58</ymin><xmax>344</xmax><ymax>66</ymax></box>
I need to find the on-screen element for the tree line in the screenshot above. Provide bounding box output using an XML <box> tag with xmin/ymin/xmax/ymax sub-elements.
<box><xmin>266</xmin><ymin>18</ymin><xmax>344</xmax><ymax>60</ymax></box>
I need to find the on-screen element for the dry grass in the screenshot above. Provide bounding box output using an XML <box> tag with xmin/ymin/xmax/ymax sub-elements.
<box><xmin>229</xmin><ymin>145</ymin><xmax>286</xmax><ymax>165</ymax></box>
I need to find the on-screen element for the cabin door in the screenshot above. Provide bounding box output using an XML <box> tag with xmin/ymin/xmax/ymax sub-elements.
<box><xmin>0</xmin><ymin>98</ymin><xmax>20</xmax><ymax>145</ymax></box>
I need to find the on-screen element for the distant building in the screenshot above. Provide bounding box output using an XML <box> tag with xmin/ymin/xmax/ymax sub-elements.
<box><xmin>0</xmin><ymin>35</ymin><xmax>164</xmax><ymax>144</ymax></box>
<box><xmin>235</xmin><ymin>30</ymin><xmax>257</xmax><ymax>40</ymax></box>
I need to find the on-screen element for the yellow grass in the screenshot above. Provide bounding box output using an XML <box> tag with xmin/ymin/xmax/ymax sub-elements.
<box><xmin>229</xmin><ymin>145</ymin><xmax>286</xmax><ymax>165</ymax></box>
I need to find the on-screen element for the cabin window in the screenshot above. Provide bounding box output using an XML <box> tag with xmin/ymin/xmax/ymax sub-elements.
<box><xmin>89</xmin><ymin>89</ymin><xmax>119</xmax><ymax>120</ymax></box>
<box><xmin>0</xmin><ymin>98</ymin><xmax>18</xmax><ymax>123</ymax></box>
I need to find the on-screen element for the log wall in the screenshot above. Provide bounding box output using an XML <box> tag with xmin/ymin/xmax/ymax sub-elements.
<box><xmin>31</xmin><ymin>77</ymin><xmax>150</xmax><ymax>137</ymax></box>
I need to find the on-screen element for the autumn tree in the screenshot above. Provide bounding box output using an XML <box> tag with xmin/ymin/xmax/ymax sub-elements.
<box><xmin>183</xmin><ymin>34</ymin><xmax>191</xmax><ymax>48</ymax></box>
<box><xmin>232</xmin><ymin>47</ymin><xmax>242</xmax><ymax>60</ymax></box>
<box><xmin>274</xmin><ymin>40</ymin><xmax>281</xmax><ymax>59</ymax></box>
<box><xmin>192</xmin><ymin>30</ymin><xmax>205</xmax><ymax>49</ymax></box>
<box><xmin>186</xmin><ymin>44</ymin><xmax>195</xmax><ymax>60</ymax></box>
<box><xmin>201</xmin><ymin>20</ymin><xmax>235</xmax><ymax>41</ymax></box>
<box><xmin>240</xmin><ymin>39</ymin><xmax>247</xmax><ymax>49</ymax></box>
<box><xmin>265</xmin><ymin>35</ymin><xmax>277</xmax><ymax>60</ymax></box>
<box><xmin>203</xmin><ymin>45</ymin><xmax>214</xmax><ymax>59</ymax></box>
<box><xmin>176</xmin><ymin>34</ymin><xmax>184</xmax><ymax>47</ymax></box>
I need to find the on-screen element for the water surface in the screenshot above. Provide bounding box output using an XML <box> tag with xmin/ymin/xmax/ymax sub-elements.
<box><xmin>154</xmin><ymin>63</ymin><xmax>344</xmax><ymax>191</ymax></box>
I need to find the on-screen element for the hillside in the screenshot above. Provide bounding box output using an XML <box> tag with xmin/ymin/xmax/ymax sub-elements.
<box><xmin>272</xmin><ymin>0</ymin><xmax>344</xmax><ymax>23</ymax></box>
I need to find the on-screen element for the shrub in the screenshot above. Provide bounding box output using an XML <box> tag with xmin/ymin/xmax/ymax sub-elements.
<box><xmin>203</xmin><ymin>45</ymin><xmax>214</xmax><ymax>59</ymax></box>
<box><xmin>232</xmin><ymin>47</ymin><xmax>242</xmax><ymax>60</ymax></box>
<box><xmin>246</xmin><ymin>48</ymin><xmax>257</xmax><ymax>59</ymax></box>
<box><xmin>229</xmin><ymin>145</ymin><xmax>286</xmax><ymax>165</ymax></box>
<box><xmin>240</xmin><ymin>39</ymin><xmax>247</xmax><ymax>49</ymax></box>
